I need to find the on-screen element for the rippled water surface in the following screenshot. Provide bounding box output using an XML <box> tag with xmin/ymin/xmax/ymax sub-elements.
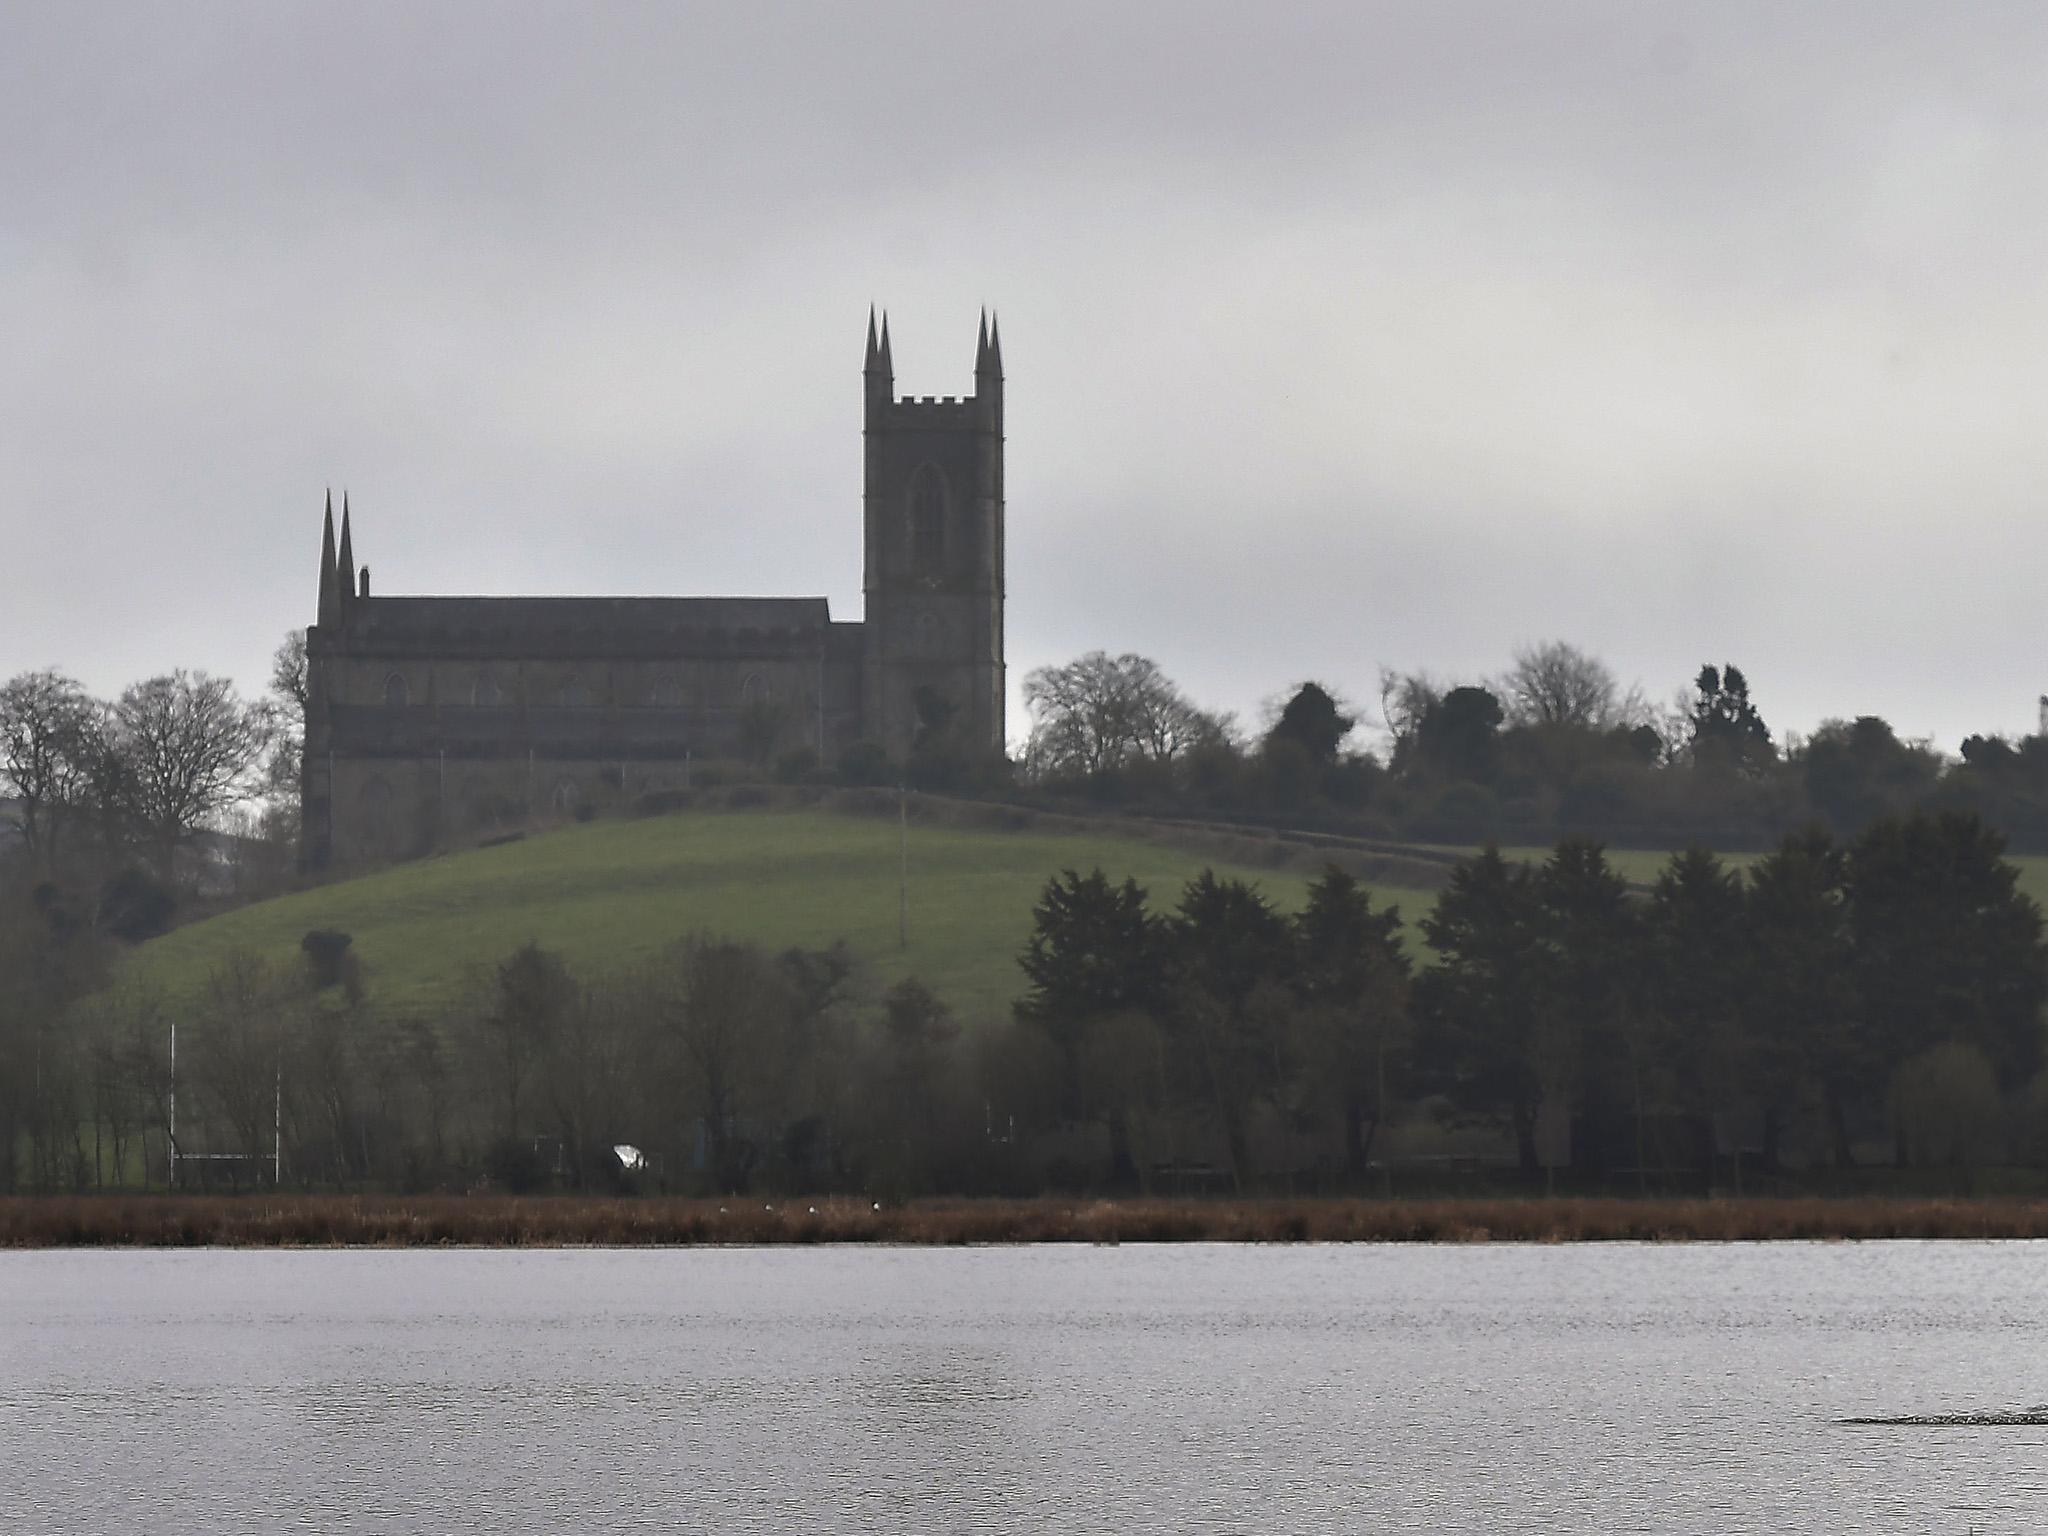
<box><xmin>5</xmin><ymin>1242</ymin><xmax>2047</xmax><ymax>1533</ymax></box>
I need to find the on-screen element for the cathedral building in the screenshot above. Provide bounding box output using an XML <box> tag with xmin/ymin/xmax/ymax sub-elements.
<box><xmin>301</xmin><ymin>311</ymin><xmax>1005</xmax><ymax>870</ymax></box>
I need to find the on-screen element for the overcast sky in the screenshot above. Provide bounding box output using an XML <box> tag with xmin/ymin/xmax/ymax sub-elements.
<box><xmin>6</xmin><ymin>2</ymin><xmax>2047</xmax><ymax>753</ymax></box>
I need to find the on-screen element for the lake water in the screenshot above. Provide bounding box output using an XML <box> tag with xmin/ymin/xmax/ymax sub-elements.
<box><xmin>3</xmin><ymin>1242</ymin><xmax>2046</xmax><ymax>1533</ymax></box>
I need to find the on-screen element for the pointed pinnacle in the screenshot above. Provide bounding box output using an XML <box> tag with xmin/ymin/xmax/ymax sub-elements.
<box><xmin>866</xmin><ymin>304</ymin><xmax>879</xmax><ymax>358</ymax></box>
<box><xmin>318</xmin><ymin>497</ymin><xmax>338</xmax><ymax>619</ymax></box>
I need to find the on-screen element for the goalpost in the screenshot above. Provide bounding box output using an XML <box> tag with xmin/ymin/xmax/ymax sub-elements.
<box><xmin>166</xmin><ymin>1020</ymin><xmax>282</xmax><ymax>1188</ymax></box>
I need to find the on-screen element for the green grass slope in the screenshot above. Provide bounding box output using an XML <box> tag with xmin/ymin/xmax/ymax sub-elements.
<box><xmin>131</xmin><ymin>808</ymin><xmax>2048</xmax><ymax>1031</ymax></box>
<box><xmin>131</xmin><ymin>806</ymin><xmax>1439</xmax><ymax>1027</ymax></box>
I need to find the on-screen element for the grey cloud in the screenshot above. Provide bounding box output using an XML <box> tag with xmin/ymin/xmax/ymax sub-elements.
<box><xmin>5</xmin><ymin>2</ymin><xmax>2047</xmax><ymax>752</ymax></box>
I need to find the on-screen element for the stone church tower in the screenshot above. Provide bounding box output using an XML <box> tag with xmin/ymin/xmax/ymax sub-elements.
<box><xmin>299</xmin><ymin>311</ymin><xmax>1006</xmax><ymax>871</ymax></box>
<box><xmin>861</xmin><ymin>310</ymin><xmax>1006</xmax><ymax>759</ymax></box>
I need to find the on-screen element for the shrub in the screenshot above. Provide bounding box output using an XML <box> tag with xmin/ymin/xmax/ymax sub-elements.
<box><xmin>634</xmin><ymin>789</ymin><xmax>695</xmax><ymax>817</ymax></box>
<box><xmin>837</xmin><ymin>739</ymin><xmax>892</xmax><ymax>787</ymax></box>
<box><xmin>775</xmin><ymin>747</ymin><xmax>821</xmax><ymax>784</ymax></box>
<box><xmin>299</xmin><ymin>929</ymin><xmax>355</xmax><ymax>991</ymax></box>
<box><xmin>1417</xmin><ymin>781</ymin><xmax>1500</xmax><ymax>841</ymax></box>
<box><xmin>100</xmin><ymin>867</ymin><xmax>175</xmax><ymax>943</ymax></box>
<box><xmin>481</xmin><ymin>1138</ymin><xmax>552</xmax><ymax>1194</ymax></box>
<box><xmin>1894</xmin><ymin>1042</ymin><xmax>2006</xmax><ymax>1168</ymax></box>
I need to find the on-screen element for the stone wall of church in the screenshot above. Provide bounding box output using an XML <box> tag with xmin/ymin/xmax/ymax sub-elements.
<box><xmin>320</xmin><ymin>751</ymin><xmax>721</xmax><ymax>868</ymax></box>
<box><xmin>321</xmin><ymin>652</ymin><xmax>826</xmax><ymax>717</ymax></box>
<box><xmin>309</xmin><ymin>640</ymin><xmax>867</xmax><ymax>870</ymax></box>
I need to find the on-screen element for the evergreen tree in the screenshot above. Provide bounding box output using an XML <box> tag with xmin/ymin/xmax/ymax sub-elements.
<box><xmin>1800</xmin><ymin>716</ymin><xmax>1942</xmax><ymax>837</ymax></box>
<box><xmin>1266</xmin><ymin>681</ymin><xmax>1354</xmax><ymax>765</ymax></box>
<box><xmin>1846</xmin><ymin>812</ymin><xmax>2047</xmax><ymax>1161</ymax></box>
<box><xmin>1688</xmin><ymin>664</ymin><xmax>1773</xmax><ymax>772</ymax></box>
<box><xmin>1745</xmin><ymin>829</ymin><xmax>1857</xmax><ymax>1166</ymax></box>
<box><xmin>1414</xmin><ymin>848</ymin><xmax>1550</xmax><ymax>1174</ymax></box>
<box><xmin>1016</xmin><ymin>868</ymin><xmax>1163</xmax><ymax>1117</ymax></box>
<box><xmin>1291</xmin><ymin>865</ymin><xmax>1410</xmax><ymax>1176</ymax></box>
<box><xmin>1532</xmin><ymin>839</ymin><xmax>1641</xmax><ymax>1174</ymax></box>
<box><xmin>1165</xmin><ymin>870</ymin><xmax>1298</xmax><ymax>1188</ymax></box>
<box><xmin>1409</xmin><ymin>685</ymin><xmax>1504</xmax><ymax>784</ymax></box>
<box><xmin>1642</xmin><ymin>847</ymin><xmax>1750</xmax><ymax>1146</ymax></box>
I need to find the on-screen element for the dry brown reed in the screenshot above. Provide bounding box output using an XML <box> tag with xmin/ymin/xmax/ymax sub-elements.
<box><xmin>7</xmin><ymin>1194</ymin><xmax>2048</xmax><ymax>1248</ymax></box>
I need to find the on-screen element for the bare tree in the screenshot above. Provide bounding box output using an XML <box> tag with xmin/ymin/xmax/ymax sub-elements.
<box><xmin>1022</xmin><ymin>651</ymin><xmax>1224</xmax><ymax>779</ymax></box>
<box><xmin>1024</xmin><ymin>652</ymin><xmax>1135</xmax><ymax>777</ymax></box>
<box><xmin>265</xmin><ymin>631</ymin><xmax>308</xmax><ymax>804</ymax></box>
<box><xmin>110</xmin><ymin>670</ymin><xmax>274</xmax><ymax>875</ymax></box>
<box><xmin>857</xmin><ymin>977</ymin><xmax>965</xmax><ymax>1194</ymax></box>
<box><xmin>1375</xmin><ymin>668</ymin><xmax>1441</xmax><ymax>760</ymax></box>
<box><xmin>250</xmin><ymin>631</ymin><xmax>311</xmax><ymax>859</ymax></box>
<box><xmin>649</xmin><ymin>935</ymin><xmax>798</xmax><ymax>1192</ymax></box>
<box><xmin>466</xmin><ymin>941</ymin><xmax>577</xmax><ymax>1144</ymax></box>
<box><xmin>188</xmin><ymin>952</ymin><xmax>295</xmax><ymax>1176</ymax></box>
<box><xmin>1128</xmin><ymin>672</ymin><xmax>1229</xmax><ymax>763</ymax></box>
<box><xmin>270</xmin><ymin>630</ymin><xmax>308</xmax><ymax>724</ymax></box>
<box><xmin>1497</xmin><ymin>641</ymin><xmax>1647</xmax><ymax>731</ymax></box>
<box><xmin>508</xmin><ymin>973</ymin><xmax>642</xmax><ymax>1188</ymax></box>
<box><xmin>0</xmin><ymin>670</ymin><xmax>105</xmax><ymax>871</ymax></box>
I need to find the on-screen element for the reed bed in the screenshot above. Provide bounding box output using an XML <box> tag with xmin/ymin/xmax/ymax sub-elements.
<box><xmin>7</xmin><ymin>1194</ymin><xmax>2048</xmax><ymax>1248</ymax></box>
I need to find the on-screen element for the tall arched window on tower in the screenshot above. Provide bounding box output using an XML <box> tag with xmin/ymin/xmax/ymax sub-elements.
<box><xmin>908</xmin><ymin>463</ymin><xmax>946</xmax><ymax>578</ymax></box>
<box><xmin>383</xmin><ymin>673</ymin><xmax>409</xmax><ymax>709</ymax></box>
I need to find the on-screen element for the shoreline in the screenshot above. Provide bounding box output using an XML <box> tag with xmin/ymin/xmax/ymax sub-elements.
<box><xmin>6</xmin><ymin>1194</ymin><xmax>2048</xmax><ymax>1248</ymax></box>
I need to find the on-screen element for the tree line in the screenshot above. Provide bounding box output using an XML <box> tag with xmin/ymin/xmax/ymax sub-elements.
<box><xmin>8</xmin><ymin>632</ymin><xmax>2045</xmax><ymax>944</ymax></box>
<box><xmin>1011</xmin><ymin>810</ymin><xmax>2048</xmax><ymax>1185</ymax></box>
<box><xmin>9</xmin><ymin>807</ymin><xmax>2035</xmax><ymax>1195</ymax></box>
<box><xmin>0</xmin><ymin>912</ymin><xmax>1005</xmax><ymax>1196</ymax></box>
<box><xmin>0</xmin><ymin>643</ymin><xmax>298</xmax><ymax>932</ymax></box>
<box><xmin>1014</xmin><ymin>643</ymin><xmax>2048</xmax><ymax>854</ymax></box>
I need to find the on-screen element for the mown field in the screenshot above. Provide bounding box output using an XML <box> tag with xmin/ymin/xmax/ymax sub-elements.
<box><xmin>127</xmin><ymin>803</ymin><xmax>1440</xmax><ymax>1026</ymax></box>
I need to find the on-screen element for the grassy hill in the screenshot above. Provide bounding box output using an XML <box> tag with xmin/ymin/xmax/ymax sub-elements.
<box><xmin>126</xmin><ymin>801</ymin><xmax>2048</xmax><ymax>1030</ymax></box>
<box><xmin>129</xmin><ymin>800</ymin><xmax>1442</xmax><ymax>1027</ymax></box>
